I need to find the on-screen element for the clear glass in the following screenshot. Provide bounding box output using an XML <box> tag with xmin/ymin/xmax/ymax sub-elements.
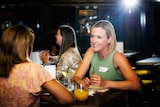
<box><xmin>62</xmin><ymin>69</ymin><xmax>74</xmax><ymax>92</ymax></box>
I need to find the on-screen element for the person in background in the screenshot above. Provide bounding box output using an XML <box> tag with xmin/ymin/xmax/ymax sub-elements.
<box><xmin>0</xmin><ymin>25</ymin><xmax>74</xmax><ymax>107</ymax></box>
<box><xmin>40</xmin><ymin>25</ymin><xmax>82</xmax><ymax>79</ymax></box>
<box><xmin>73</xmin><ymin>20</ymin><xmax>141</xmax><ymax>91</ymax></box>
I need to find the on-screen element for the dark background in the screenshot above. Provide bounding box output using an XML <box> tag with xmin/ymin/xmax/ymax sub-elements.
<box><xmin>0</xmin><ymin>0</ymin><xmax>160</xmax><ymax>58</ymax></box>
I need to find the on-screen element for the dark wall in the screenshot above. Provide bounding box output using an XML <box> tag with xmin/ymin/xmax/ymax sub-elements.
<box><xmin>0</xmin><ymin>2</ymin><xmax>160</xmax><ymax>57</ymax></box>
<box><xmin>152</xmin><ymin>3</ymin><xmax>160</xmax><ymax>56</ymax></box>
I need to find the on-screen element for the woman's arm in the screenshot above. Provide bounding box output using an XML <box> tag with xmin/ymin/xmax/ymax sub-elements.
<box><xmin>42</xmin><ymin>79</ymin><xmax>74</xmax><ymax>105</ymax></box>
<box><xmin>73</xmin><ymin>47</ymin><xmax>94</xmax><ymax>87</ymax></box>
<box><xmin>111</xmin><ymin>52</ymin><xmax>141</xmax><ymax>90</ymax></box>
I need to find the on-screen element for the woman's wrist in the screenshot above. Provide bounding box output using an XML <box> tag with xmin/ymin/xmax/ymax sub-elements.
<box><xmin>43</xmin><ymin>61</ymin><xmax>49</xmax><ymax>64</ymax></box>
<box><xmin>74</xmin><ymin>79</ymin><xmax>82</xmax><ymax>85</ymax></box>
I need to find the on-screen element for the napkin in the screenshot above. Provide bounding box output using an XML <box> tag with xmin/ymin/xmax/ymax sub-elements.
<box><xmin>88</xmin><ymin>85</ymin><xmax>109</xmax><ymax>96</ymax></box>
<box><xmin>89</xmin><ymin>90</ymin><xmax>96</xmax><ymax>96</ymax></box>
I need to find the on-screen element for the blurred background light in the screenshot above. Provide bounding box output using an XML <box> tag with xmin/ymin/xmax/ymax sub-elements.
<box><xmin>122</xmin><ymin>0</ymin><xmax>139</xmax><ymax>8</ymax></box>
<box><xmin>140</xmin><ymin>11</ymin><xmax>146</xmax><ymax>29</ymax></box>
<box><xmin>155</xmin><ymin>0</ymin><xmax>160</xmax><ymax>2</ymax></box>
<box><xmin>121</xmin><ymin>0</ymin><xmax>139</xmax><ymax>13</ymax></box>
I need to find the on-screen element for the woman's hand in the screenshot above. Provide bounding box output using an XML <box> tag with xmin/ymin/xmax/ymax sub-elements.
<box><xmin>78</xmin><ymin>77</ymin><xmax>91</xmax><ymax>89</ymax></box>
<box><xmin>39</xmin><ymin>50</ymin><xmax>50</xmax><ymax>64</ymax></box>
<box><xmin>90</xmin><ymin>74</ymin><xmax>106</xmax><ymax>87</ymax></box>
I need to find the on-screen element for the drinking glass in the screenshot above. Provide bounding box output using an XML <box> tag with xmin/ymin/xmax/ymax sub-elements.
<box><xmin>62</xmin><ymin>69</ymin><xmax>74</xmax><ymax>92</ymax></box>
<box><xmin>74</xmin><ymin>83</ymin><xmax>89</xmax><ymax>101</ymax></box>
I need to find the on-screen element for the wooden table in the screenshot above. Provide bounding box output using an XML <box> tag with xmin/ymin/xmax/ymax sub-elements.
<box><xmin>124</xmin><ymin>52</ymin><xmax>141</xmax><ymax>58</ymax></box>
<box><xmin>40</xmin><ymin>89</ymin><xmax>127</xmax><ymax>107</ymax></box>
<box><xmin>136</xmin><ymin>57</ymin><xmax>160</xmax><ymax>66</ymax></box>
<box><xmin>136</xmin><ymin>57</ymin><xmax>160</xmax><ymax>73</ymax></box>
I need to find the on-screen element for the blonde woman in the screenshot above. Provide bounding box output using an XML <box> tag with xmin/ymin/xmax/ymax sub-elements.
<box><xmin>73</xmin><ymin>20</ymin><xmax>141</xmax><ymax>91</ymax></box>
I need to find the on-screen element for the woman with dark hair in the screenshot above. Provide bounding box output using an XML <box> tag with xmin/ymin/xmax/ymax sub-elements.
<box><xmin>0</xmin><ymin>25</ymin><xmax>74</xmax><ymax>107</ymax></box>
<box><xmin>40</xmin><ymin>25</ymin><xmax>82</xmax><ymax>79</ymax></box>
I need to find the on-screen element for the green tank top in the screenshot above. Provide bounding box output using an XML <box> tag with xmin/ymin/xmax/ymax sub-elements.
<box><xmin>89</xmin><ymin>50</ymin><xmax>125</xmax><ymax>81</ymax></box>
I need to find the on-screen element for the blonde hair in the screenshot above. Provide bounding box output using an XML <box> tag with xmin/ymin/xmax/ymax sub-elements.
<box><xmin>91</xmin><ymin>20</ymin><xmax>117</xmax><ymax>53</ymax></box>
<box><xmin>0</xmin><ymin>25</ymin><xmax>35</xmax><ymax>78</ymax></box>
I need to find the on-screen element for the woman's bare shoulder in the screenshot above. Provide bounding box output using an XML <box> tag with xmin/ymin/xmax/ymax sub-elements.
<box><xmin>86</xmin><ymin>47</ymin><xmax>94</xmax><ymax>53</ymax></box>
<box><xmin>114</xmin><ymin>51</ymin><xmax>124</xmax><ymax>57</ymax></box>
<box><xmin>113</xmin><ymin>51</ymin><xmax>126</xmax><ymax>62</ymax></box>
<box><xmin>113</xmin><ymin>51</ymin><xmax>130</xmax><ymax>66</ymax></box>
<box><xmin>83</xmin><ymin>47</ymin><xmax>94</xmax><ymax>61</ymax></box>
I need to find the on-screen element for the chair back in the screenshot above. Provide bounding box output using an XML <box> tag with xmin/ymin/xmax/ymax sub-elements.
<box><xmin>153</xmin><ymin>63</ymin><xmax>160</xmax><ymax>84</ymax></box>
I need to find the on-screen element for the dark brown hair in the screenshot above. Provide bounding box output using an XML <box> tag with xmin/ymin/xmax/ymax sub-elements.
<box><xmin>59</xmin><ymin>25</ymin><xmax>76</xmax><ymax>56</ymax></box>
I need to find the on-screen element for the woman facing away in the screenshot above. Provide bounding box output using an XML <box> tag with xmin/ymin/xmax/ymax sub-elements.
<box><xmin>73</xmin><ymin>20</ymin><xmax>141</xmax><ymax>91</ymax></box>
<box><xmin>40</xmin><ymin>25</ymin><xmax>82</xmax><ymax>79</ymax></box>
<box><xmin>0</xmin><ymin>25</ymin><xmax>74</xmax><ymax>107</ymax></box>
